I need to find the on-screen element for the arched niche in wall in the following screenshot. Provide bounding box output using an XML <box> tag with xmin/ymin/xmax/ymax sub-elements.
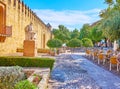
<box><xmin>0</xmin><ymin>1</ymin><xmax>6</xmax><ymax>42</ymax></box>
<box><xmin>43</xmin><ymin>34</ymin><xmax>46</xmax><ymax>48</ymax></box>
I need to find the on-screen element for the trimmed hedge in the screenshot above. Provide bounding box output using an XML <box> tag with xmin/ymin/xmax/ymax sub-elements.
<box><xmin>67</xmin><ymin>38</ymin><xmax>83</xmax><ymax>47</ymax></box>
<box><xmin>37</xmin><ymin>49</ymin><xmax>50</xmax><ymax>53</ymax></box>
<box><xmin>47</xmin><ymin>39</ymin><xmax>62</xmax><ymax>48</ymax></box>
<box><xmin>0</xmin><ymin>57</ymin><xmax>55</xmax><ymax>70</ymax></box>
<box><xmin>16</xmin><ymin>48</ymin><xmax>23</xmax><ymax>53</ymax></box>
<box><xmin>16</xmin><ymin>48</ymin><xmax>51</xmax><ymax>53</ymax></box>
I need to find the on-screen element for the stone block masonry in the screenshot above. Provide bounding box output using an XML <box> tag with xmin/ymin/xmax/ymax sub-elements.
<box><xmin>0</xmin><ymin>0</ymin><xmax>52</xmax><ymax>55</ymax></box>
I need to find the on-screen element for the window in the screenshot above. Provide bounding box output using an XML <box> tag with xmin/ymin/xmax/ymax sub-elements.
<box><xmin>8</xmin><ymin>0</ymin><xmax>11</xmax><ymax>4</ymax></box>
<box><xmin>13</xmin><ymin>0</ymin><xmax>16</xmax><ymax>7</ymax></box>
<box><xmin>18</xmin><ymin>0</ymin><xmax>20</xmax><ymax>9</ymax></box>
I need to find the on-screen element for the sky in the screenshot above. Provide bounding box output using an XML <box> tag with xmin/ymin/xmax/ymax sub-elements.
<box><xmin>22</xmin><ymin>0</ymin><xmax>107</xmax><ymax>30</ymax></box>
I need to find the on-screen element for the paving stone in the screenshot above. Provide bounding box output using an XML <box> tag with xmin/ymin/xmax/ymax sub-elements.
<box><xmin>49</xmin><ymin>53</ymin><xmax>120</xmax><ymax>89</ymax></box>
<box><xmin>71</xmin><ymin>54</ymin><xmax>120</xmax><ymax>89</ymax></box>
<box><xmin>49</xmin><ymin>54</ymin><xmax>101</xmax><ymax>89</ymax></box>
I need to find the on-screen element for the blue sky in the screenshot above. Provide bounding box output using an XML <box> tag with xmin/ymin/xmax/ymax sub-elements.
<box><xmin>22</xmin><ymin>0</ymin><xmax>107</xmax><ymax>30</ymax></box>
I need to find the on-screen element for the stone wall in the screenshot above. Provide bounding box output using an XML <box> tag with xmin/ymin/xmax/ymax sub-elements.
<box><xmin>0</xmin><ymin>0</ymin><xmax>52</xmax><ymax>55</ymax></box>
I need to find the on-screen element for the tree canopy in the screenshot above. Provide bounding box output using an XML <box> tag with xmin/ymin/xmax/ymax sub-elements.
<box><xmin>99</xmin><ymin>0</ymin><xmax>120</xmax><ymax>41</ymax></box>
<box><xmin>82</xmin><ymin>38</ymin><xmax>93</xmax><ymax>47</ymax></box>
<box><xmin>89</xmin><ymin>23</ymin><xmax>103</xmax><ymax>43</ymax></box>
<box><xmin>71</xmin><ymin>28</ymin><xmax>79</xmax><ymax>39</ymax></box>
<box><xmin>67</xmin><ymin>39</ymin><xmax>82</xmax><ymax>48</ymax></box>
<box><xmin>52</xmin><ymin>25</ymin><xmax>71</xmax><ymax>43</ymax></box>
<box><xmin>47</xmin><ymin>39</ymin><xmax>62</xmax><ymax>48</ymax></box>
<box><xmin>79</xmin><ymin>24</ymin><xmax>91</xmax><ymax>40</ymax></box>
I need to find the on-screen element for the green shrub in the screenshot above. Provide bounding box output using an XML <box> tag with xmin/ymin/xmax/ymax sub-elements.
<box><xmin>15</xmin><ymin>80</ymin><xmax>37</xmax><ymax>89</ymax></box>
<box><xmin>0</xmin><ymin>66</ymin><xmax>25</xmax><ymax>89</ymax></box>
<box><xmin>37</xmin><ymin>49</ymin><xmax>50</xmax><ymax>53</ymax></box>
<box><xmin>0</xmin><ymin>57</ymin><xmax>55</xmax><ymax>70</ymax></box>
<box><xmin>82</xmin><ymin>38</ymin><xmax>93</xmax><ymax>47</ymax></box>
<box><xmin>16</xmin><ymin>48</ymin><xmax>51</xmax><ymax>53</ymax></box>
<box><xmin>67</xmin><ymin>38</ymin><xmax>83</xmax><ymax>47</ymax></box>
<box><xmin>47</xmin><ymin>39</ymin><xmax>62</xmax><ymax>48</ymax></box>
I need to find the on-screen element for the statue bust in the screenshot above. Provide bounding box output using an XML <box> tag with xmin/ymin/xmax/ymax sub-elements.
<box><xmin>25</xmin><ymin>22</ymin><xmax>37</xmax><ymax>41</ymax></box>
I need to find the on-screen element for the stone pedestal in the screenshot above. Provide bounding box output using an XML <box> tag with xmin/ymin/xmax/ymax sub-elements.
<box><xmin>23</xmin><ymin>40</ymin><xmax>37</xmax><ymax>57</ymax></box>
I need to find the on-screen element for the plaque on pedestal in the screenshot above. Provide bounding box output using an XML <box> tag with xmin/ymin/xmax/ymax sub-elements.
<box><xmin>23</xmin><ymin>40</ymin><xmax>37</xmax><ymax>57</ymax></box>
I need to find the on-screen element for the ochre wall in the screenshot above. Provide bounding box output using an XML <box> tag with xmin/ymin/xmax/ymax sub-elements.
<box><xmin>0</xmin><ymin>0</ymin><xmax>52</xmax><ymax>55</ymax></box>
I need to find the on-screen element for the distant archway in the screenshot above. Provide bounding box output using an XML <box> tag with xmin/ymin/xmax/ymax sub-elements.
<box><xmin>0</xmin><ymin>2</ymin><xmax>6</xmax><ymax>34</ymax></box>
<box><xmin>0</xmin><ymin>2</ymin><xmax>6</xmax><ymax>42</ymax></box>
<box><xmin>43</xmin><ymin>34</ymin><xmax>46</xmax><ymax>48</ymax></box>
<box><xmin>0</xmin><ymin>6</ymin><xmax>4</xmax><ymax>33</ymax></box>
<box><xmin>0</xmin><ymin>2</ymin><xmax>6</xmax><ymax>25</ymax></box>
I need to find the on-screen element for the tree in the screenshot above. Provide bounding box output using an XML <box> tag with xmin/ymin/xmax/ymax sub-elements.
<box><xmin>97</xmin><ymin>0</ymin><xmax>120</xmax><ymax>49</ymax></box>
<box><xmin>82</xmin><ymin>38</ymin><xmax>93</xmax><ymax>47</ymax></box>
<box><xmin>104</xmin><ymin>0</ymin><xmax>120</xmax><ymax>5</ymax></box>
<box><xmin>55</xmin><ymin>32</ymin><xmax>67</xmax><ymax>42</ymax></box>
<box><xmin>71</xmin><ymin>28</ymin><xmax>79</xmax><ymax>39</ymax></box>
<box><xmin>67</xmin><ymin>39</ymin><xmax>82</xmax><ymax>48</ymax></box>
<box><xmin>47</xmin><ymin>39</ymin><xmax>62</xmax><ymax>48</ymax></box>
<box><xmin>52</xmin><ymin>28</ymin><xmax>60</xmax><ymax>36</ymax></box>
<box><xmin>52</xmin><ymin>25</ymin><xmax>71</xmax><ymax>43</ymax></box>
<box><xmin>47</xmin><ymin>39</ymin><xmax>62</xmax><ymax>55</ymax></box>
<box><xmin>105</xmin><ymin>0</ymin><xmax>113</xmax><ymax>5</ymax></box>
<box><xmin>99</xmin><ymin>3</ymin><xmax>120</xmax><ymax>41</ymax></box>
<box><xmin>90</xmin><ymin>23</ymin><xmax>103</xmax><ymax>43</ymax></box>
<box><xmin>79</xmin><ymin>24</ymin><xmax>91</xmax><ymax>40</ymax></box>
<box><xmin>58</xmin><ymin>25</ymin><xmax>71</xmax><ymax>42</ymax></box>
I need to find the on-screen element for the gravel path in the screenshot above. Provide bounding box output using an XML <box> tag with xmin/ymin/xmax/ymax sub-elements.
<box><xmin>49</xmin><ymin>54</ymin><xmax>101</xmax><ymax>89</ymax></box>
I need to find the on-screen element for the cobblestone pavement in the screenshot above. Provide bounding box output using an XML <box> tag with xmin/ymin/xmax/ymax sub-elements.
<box><xmin>49</xmin><ymin>54</ymin><xmax>101</xmax><ymax>89</ymax></box>
<box><xmin>71</xmin><ymin>54</ymin><xmax>120</xmax><ymax>89</ymax></box>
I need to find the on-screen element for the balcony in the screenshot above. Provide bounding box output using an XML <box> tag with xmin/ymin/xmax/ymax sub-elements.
<box><xmin>0</xmin><ymin>24</ymin><xmax>12</xmax><ymax>37</ymax></box>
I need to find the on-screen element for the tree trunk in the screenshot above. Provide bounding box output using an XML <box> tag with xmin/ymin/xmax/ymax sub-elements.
<box><xmin>54</xmin><ymin>48</ymin><xmax>57</xmax><ymax>56</ymax></box>
<box><xmin>105</xmin><ymin>38</ymin><xmax>107</xmax><ymax>47</ymax></box>
<box><xmin>113</xmin><ymin>40</ymin><xmax>118</xmax><ymax>51</ymax></box>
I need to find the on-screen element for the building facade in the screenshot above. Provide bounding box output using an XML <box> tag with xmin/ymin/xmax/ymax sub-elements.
<box><xmin>0</xmin><ymin>0</ymin><xmax>52</xmax><ymax>55</ymax></box>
